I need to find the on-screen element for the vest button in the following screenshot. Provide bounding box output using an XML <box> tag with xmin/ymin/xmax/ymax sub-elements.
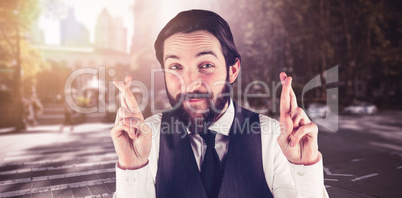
<box><xmin>297</xmin><ymin>172</ymin><xmax>304</xmax><ymax>176</ymax></box>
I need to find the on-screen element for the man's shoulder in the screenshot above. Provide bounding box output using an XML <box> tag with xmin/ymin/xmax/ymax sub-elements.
<box><xmin>234</xmin><ymin>103</ymin><xmax>279</xmax><ymax>125</ymax></box>
<box><xmin>258</xmin><ymin>114</ymin><xmax>279</xmax><ymax>125</ymax></box>
<box><xmin>258</xmin><ymin>114</ymin><xmax>281</xmax><ymax>137</ymax></box>
<box><xmin>145</xmin><ymin>113</ymin><xmax>163</xmax><ymax>126</ymax></box>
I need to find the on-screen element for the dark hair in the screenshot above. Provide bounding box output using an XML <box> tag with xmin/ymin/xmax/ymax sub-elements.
<box><xmin>154</xmin><ymin>9</ymin><xmax>241</xmax><ymax>69</ymax></box>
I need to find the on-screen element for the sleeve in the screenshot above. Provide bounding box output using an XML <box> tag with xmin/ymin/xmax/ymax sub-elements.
<box><xmin>260</xmin><ymin>114</ymin><xmax>329</xmax><ymax>198</ymax></box>
<box><xmin>288</xmin><ymin>159</ymin><xmax>329</xmax><ymax>198</ymax></box>
<box><xmin>113</xmin><ymin>114</ymin><xmax>162</xmax><ymax>198</ymax></box>
<box><xmin>114</xmin><ymin>164</ymin><xmax>155</xmax><ymax>198</ymax></box>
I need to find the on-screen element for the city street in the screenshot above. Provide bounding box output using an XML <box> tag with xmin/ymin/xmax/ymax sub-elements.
<box><xmin>319</xmin><ymin>111</ymin><xmax>402</xmax><ymax>197</ymax></box>
<box><xmin>0</xmin><ymin>111</ymin><xmax>401</xmax><ymax>197</ymax></box>
<box><xmin>0</xmin><ymin>0</ymin><xmax>400</xmax><ymax>197</ymax></box>
<box><xmin>0</xmin><ymin>123</ymin><xmax>117</xmax><ymax>198</ymax></box>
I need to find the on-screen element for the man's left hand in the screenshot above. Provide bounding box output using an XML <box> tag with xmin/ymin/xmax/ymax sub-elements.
<box><xmin>278</xmin><ymin>72</ymin><xmax>321</xmax><ymax>165</ymax></box>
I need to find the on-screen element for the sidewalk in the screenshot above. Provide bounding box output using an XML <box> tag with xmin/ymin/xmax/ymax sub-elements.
<box><xmin>1</xmin><ymin>111</ymin><xmax>401</xmax><ymax>197</ymax></box>
<box><xmin>0</xmin><ymin>123</ymin><xmax>116</xmax><ymax>198</ymax></box>
<box><xmin>0</xmin><ymin>123</ymin><xmax>114</xmax><ymax>135</ymax></box>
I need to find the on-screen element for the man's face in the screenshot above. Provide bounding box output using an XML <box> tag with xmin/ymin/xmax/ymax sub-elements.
<box><xmin>163</xmin><ymin>31</ymin><xmax>231</xmax><ymax>130</ymax></box>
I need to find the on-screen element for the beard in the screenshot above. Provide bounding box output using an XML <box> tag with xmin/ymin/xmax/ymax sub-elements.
<box><xmin>166</xmin><ymin>82</ymin><xmax>231</xmax><ymax>134</ymax></box>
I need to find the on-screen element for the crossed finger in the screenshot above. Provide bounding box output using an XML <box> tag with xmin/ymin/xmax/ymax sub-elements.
<box><xmin>290</xmin><ymin>123</ymin><xmax>317</xmax><ymax>147</ymax></box>
<box><xmin>280</xmin><ymin>72</ymin><xmax>298</xmax><ymax>115</ymax></box>
<box><xmin>113</xmin><ymin>76</ymin><xmax>144</xmax><ymax>120</ymax></box>
<box><xmin>279</xmin><ymin>72</ymin><xmax>298</xmax><ymax>136</ymax></box>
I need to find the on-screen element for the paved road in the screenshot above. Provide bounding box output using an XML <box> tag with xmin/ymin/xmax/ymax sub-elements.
<box><xmin>0</xmin><ymin>123</ymin><xmax>116</xmax><ymax>198</ymax></box>
<box><xmin>0</xmin><ymin>111</ymin><xmax>401</xmax><ymax>197</ymax></box>
<box><xmin>318</xmin><ymin>111</ymin><xmax>402</xmax><ymax>197</ymax></box>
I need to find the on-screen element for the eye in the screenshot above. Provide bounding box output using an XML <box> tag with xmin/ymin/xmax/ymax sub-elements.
<box><xmin>169</xmin><ymin>64</ymin><xmax>183</xmax><ymax>70</ymax></box>
<box><xmin>199</xmin><ymin>63</ymin><xmax>215</xmax><ymax>69</ymax></box>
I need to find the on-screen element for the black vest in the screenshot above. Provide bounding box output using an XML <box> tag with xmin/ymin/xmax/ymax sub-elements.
<box><xmin>155</xmin><ymin>104</ymin><xmax>273</xmax><ymax>198</ymax></box>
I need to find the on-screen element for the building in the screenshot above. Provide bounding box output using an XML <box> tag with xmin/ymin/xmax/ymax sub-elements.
<box><xmin>95</xmin><ymin>9</ymin><xmax>127</xmax><ymax>53</ymax></box>
<box><xmin>60</xmin><ymin>8</ymin><xmax>91</xmax><ymax>47</ymax></box>
<box><xmin>111</xmin><ymin>17</ymin><xmax>127</xmax><ymax>53</ymax></box>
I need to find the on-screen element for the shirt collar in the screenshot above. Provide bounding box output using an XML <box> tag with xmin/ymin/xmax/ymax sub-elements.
<box><xmin>208</xmin><ymin>99</ymin><xmax>235</xmax><ymax>136</ymax></box>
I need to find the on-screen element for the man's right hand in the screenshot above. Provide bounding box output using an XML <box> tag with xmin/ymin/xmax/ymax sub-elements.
<box><xmin>111</xmin><ymin>76</ymin><xmax>152</xmax><ymax>170</ymax></box>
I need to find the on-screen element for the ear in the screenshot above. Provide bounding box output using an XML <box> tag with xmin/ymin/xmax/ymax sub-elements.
<box><xmin>228</xmin><ymin>58</ymin><xmax>240</xmax><ymax>84</ymax></box>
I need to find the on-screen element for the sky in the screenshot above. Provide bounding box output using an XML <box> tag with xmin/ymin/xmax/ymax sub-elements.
<box><xmin>39</xmin><ymin>0</ymin><xmax>134</xmax><ymax>52</ymax></box>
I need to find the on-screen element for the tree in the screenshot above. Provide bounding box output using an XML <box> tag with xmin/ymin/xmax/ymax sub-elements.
<box><xmin>0</xmin><ymin>0</ymin><xmax>49</xmax><ymax>129</ymax></box>
<box><xmin>214</xmin><ymin>0</ymin><xmax>401</xmax><ymax>107</ymax></box>
<box><xmin>0</xmin><ymin>0</ymin><xmax>49</xmax><ymax>79</ymax></box>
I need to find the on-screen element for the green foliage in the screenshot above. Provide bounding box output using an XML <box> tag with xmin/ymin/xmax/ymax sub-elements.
<box><xmin>0</xmin><ymin>0</ymin><xmax>49</xmax><ymax>80</ymax></box>
<box><xmin>0</xmin><ymin>0</ymin><xmax>41</xmax><ymax>31</ymax></box>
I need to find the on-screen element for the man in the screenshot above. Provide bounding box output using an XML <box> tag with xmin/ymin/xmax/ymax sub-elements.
<box><xmin>111</xmin><ymin>10</ymin><xmax>329</xmax><ymax>197</ymax></box>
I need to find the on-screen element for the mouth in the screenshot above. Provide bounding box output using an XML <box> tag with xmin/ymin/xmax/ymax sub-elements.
<box><xmin>185</xmin><ymin>98</ymin><xmax>206</xmax><ymax>103</ymax></box>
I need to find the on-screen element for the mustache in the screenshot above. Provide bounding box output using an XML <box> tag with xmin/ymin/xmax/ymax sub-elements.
<box><xmin>176</xmin><ymin>90</ymin><xmax>213</xmax><ymax>101</ymax></box>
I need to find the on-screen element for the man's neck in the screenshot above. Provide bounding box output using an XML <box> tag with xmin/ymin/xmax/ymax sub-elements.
<box><xmin>208</xmin><ymin>99</ymin><xmax>231</xmax><ymax>127</ymax></box>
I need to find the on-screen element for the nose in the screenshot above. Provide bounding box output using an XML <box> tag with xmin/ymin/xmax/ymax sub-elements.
<box><xmin>183</xmin><ymin>70</ymin><xmax>202</xmax><ymax>93</ymax></box>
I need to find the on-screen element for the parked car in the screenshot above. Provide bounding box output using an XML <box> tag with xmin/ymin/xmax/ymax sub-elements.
<box><xmin>343</xmin><ymin>102</ymin><xmax>378</xmax><ymax>115</ymax></box>
<box><xmin>307</xmin><ymin>103</ymin><xmax>331</xmax><ymax>118</ymax></box>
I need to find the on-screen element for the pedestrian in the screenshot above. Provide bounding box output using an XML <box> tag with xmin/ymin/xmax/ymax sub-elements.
<box><xmin>59</xmin><ymin>101</ymin><xmax>74</xmax><ymax>132</ymax></box>
<box><xmin>22</xmin><ymin>98</ymin><xmax>36</xmax><ymax>126</ymax></box>
<box><xmin>23</xmin><ymin>81</ymin><xmax>43</xmax><ymax>127</ymax></box>
<box><xmin>111</xmin><ymin>10</ymin><xmax>328</xmax><ymax>198</ymax></box>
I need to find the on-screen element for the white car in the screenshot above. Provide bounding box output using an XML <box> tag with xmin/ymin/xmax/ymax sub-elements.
<box><xmin>343</xmin><ymin>102</ymin><xmax>378</xmax><ymax>115</ymax></box>
<box><xmin>307</xmin><ymin>103</ymin><xmax>331</xmax><ymax>118</ymax></box>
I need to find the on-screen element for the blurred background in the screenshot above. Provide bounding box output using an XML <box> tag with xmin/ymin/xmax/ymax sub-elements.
<box><xmin>0</xmin><ymin>0</ymin><xmax>401</xmax><ymax>128</ymax></box>
<box><xmin>0</xmin><ymin>0</ymin><xmax>401</xmax><ymax>197</ymax></box>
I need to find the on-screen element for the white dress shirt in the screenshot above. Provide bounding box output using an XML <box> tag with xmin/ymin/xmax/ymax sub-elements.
<box><xmin>114</xmin><ymin>100</ymin><xmax>329</xmax><ymax>198</ymax></box>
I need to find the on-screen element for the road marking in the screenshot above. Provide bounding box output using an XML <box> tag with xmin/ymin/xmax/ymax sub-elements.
<box><xmin>324</xmin><ymin>179</ymin><xmax>338</xmax><ymax>181</ymax></box>
<box><xmin>18</xmin><ymin>168</ymin><xmax>31</xmax><ymax>173</ymax></box>
<box><xmin>323</xmin><ymin>167</ymin><xmax>331</xmax><ymax>175</ymax></box>
<box><xmin>7</xmin><ymin>144</ymin><xmax>113</xmax><ymax>156</ymax></box>
<box><xmin>0</xmin><ymin>157</ymin><xmax>117</xmax><ymax>175</ymax></box>
<box><xmin>0</xmin><ymin>178</ymin><xmax>115</xmax><ymax>198</ymax></box>
<box><xmin>351</xmin><ymin>173</ymin><xmax>379</xmax><ymax>181</ymax></box>
<box><xmin>4</xmin><ymin>148</ymin><xmax>115</xmax><ymax>162</ymax></box>
<box><xmin>48</xmin><ymin>174</ymin><xmax>65</xmax><ymax>179</ymax></box>
<box><xmin>351</xmin><ymin>158</ymin><xmax>365</xmax><ymax>162</ymax></box>
<box><xmin>397</xmin><ymin>166</ymin><xmax>402</xmax><ymax>169</ymax></box>
<box><xmin>324</xmin><ymin>167</ymin><xmax>353</xmax><ymax>177</ymax></box>
<box><xmin>1</xmin><ymin>153</ymin><xmax>117</xmax><ymax>166</ymax></box>
<box><xmin>0</xmin><ymin>170</ymin><xmax>17</xmax><ymax>175</ymax></box>
<box><xmin>0</xmin><ymin>159</ymin><xmax>116</xmax><ymax>179</ymax></box>
<box><xmin>0</xmin><ymin>168</ymin><xmax>115</xmax><ymax>186</ymax></box>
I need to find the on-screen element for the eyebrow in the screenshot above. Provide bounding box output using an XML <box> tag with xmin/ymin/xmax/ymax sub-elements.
<box><xmin>164</xmin><ymin>54</ymin><xmax>179</xmax><ymax>62</ymax></box>
<box><xmin>164</xmin><ymin>50</ymin><xmax>218</xmax><ymax>62</ymax></box>
<box><xmin>196</xmin><ymin>51</ymin><xmax>217</xmax><ymax>58</ymax></box>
